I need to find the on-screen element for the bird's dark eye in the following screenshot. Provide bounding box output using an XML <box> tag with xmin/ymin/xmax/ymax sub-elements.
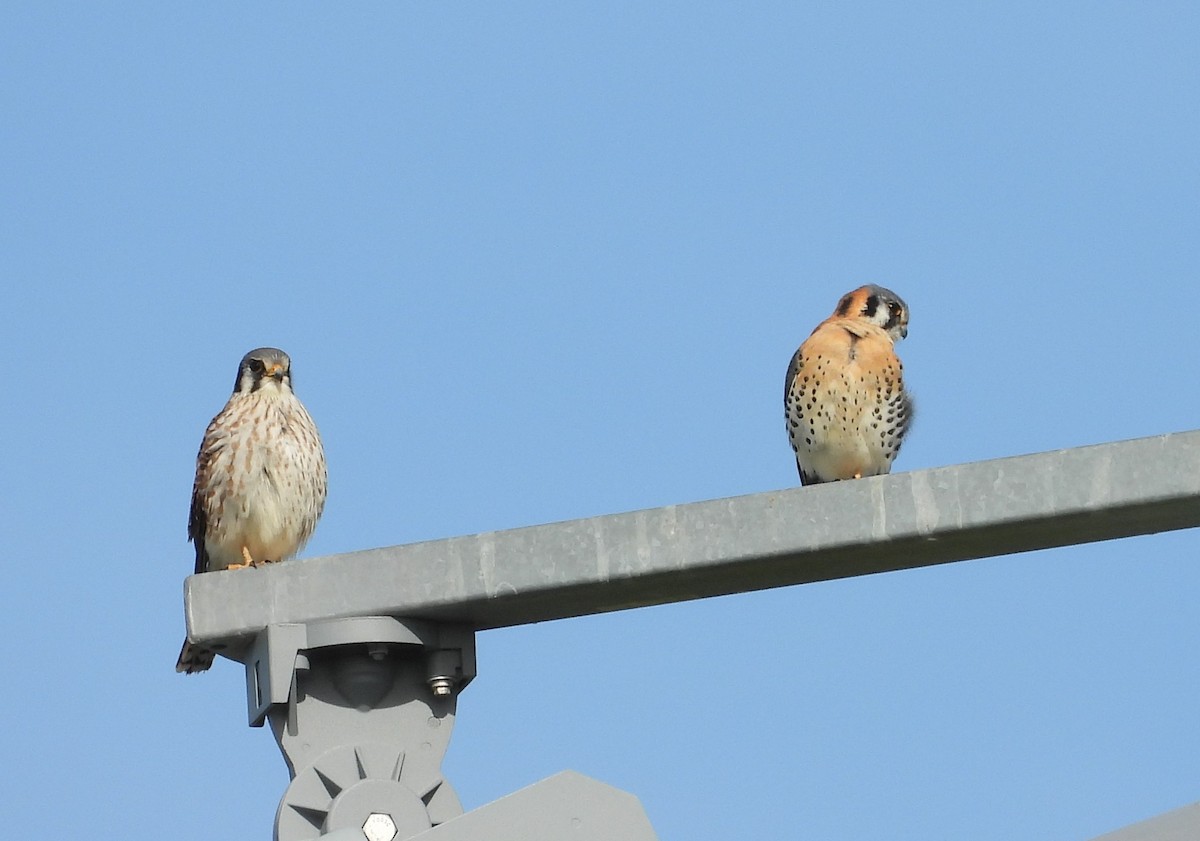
<box><xmin>248</xmin><ymin>358</ymin><xmax>265</xmax><ymax>374</ymax></box>
<box><xmin>888</xmin><ymin>302</ymin><xmax>902</xmax><ymax>316</ymax></box>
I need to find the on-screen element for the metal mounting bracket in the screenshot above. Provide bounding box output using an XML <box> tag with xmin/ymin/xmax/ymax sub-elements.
<box><xmin>227</xmin><ymin>617</ymin><xmax>475</xmax><ymax>841</ymax></box>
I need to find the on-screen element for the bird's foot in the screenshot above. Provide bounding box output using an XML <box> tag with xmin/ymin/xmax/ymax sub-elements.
<box><xmin>225</xmin><ymin>546</ymin><xmax>257</xmax><ymax>570</ymax></box>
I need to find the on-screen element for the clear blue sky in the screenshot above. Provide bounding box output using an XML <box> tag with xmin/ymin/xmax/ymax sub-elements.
<box><xmin>2</xmin><ymin>3</ymin><xmax>1198</xmax><ymax>839</ymax></box>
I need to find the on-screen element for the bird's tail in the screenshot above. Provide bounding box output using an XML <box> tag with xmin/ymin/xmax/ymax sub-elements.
<box><xmin>176</xmin><ymin>639</ymin><xmax>216</xmax><ymax>674</ymax></box>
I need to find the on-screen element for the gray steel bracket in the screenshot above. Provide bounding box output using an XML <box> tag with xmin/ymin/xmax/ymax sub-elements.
<box><xmin>411</xmin><ymin>770</ymin><xmax>658</xmax><ymax>840</ymax></box>
<box><xmin>226</xmin><ymin>617</ymin><xmax>476</xmax><ymax>841</ymax></box>
<box><xmin>309</xmin><ymin>770</ymin><xmax>658</xmax><ymax>841</ymax></box>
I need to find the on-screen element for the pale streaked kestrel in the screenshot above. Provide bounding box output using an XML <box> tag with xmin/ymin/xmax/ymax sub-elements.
<box><xmin>176</xmin><ymin>347</ymin><xmax>328</xmax><ymax>674</ymax></box>
<box><xmin>785</xmin><ymin>285</ymin><xmax>914</xmax><ymax>485</ymax></box>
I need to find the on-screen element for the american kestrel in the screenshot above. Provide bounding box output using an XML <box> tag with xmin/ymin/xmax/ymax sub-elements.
<box><xmin>785</xmin><ymin>285</ymin><xmax>913</xmax><ymax>485</ymax></box>
<box><xmin>176</xmin><ymin>347</ymin><xmax>328</xmax><ymax>674</ymax></box>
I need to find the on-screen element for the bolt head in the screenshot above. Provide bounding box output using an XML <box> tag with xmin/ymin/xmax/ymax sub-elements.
<box><xmin>362</xmin><ymin>812</ymin><xmax>398</xmax><ymax>841</ymax></box>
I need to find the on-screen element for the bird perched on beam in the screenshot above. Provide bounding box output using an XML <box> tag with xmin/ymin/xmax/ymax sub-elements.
<box><xmin>176</xmin><ymin>347</ymin><xmax>328</xmax><ymax>673</ymax></box>
<box><xmin>785</xmin><ymin>285</ymin><xmax>914</xmax><ymax>486</ymax></box>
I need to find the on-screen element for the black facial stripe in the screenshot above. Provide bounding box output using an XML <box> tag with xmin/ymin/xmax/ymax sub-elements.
<box><xmin>835</xmin><ymin>295</ymin><xmax>854</xmax><ymax>316</ymax></box>
<box><xmin>234</xmin><ymin>363</ymin><xmax>258</xmax><ymax>394</ymax></box>
<box><xmin>863</xmin><ymin>295</ymin><xmax>879</xmax><ymax>319</ymax></box>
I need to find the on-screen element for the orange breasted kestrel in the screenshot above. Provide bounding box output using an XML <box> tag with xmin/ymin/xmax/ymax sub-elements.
<box><xmin>785</xmin><ymin>285</ymin><xmax>913</xmax><ymax>485</ymax></box>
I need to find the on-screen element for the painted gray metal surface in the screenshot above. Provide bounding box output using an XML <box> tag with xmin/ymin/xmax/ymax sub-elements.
<box><xmin>237</xmin><ymin>616</ymin><xmax>653</xmax><ymax>840</ymax></box>
<box><xmin>1089</xmin><ymin>802</ymin><xmax>1200</xmax><ymax>841</ymax></box>
<box><xmin>412</xmin><ymin>771</ymin><xmax>658</xmax><ymax>841</ymax></box>
<box><xmin>256</xmin><ymin>618</ymin><xmax>474</xmax><ymax>840</ymax></box>
<box><xmin>185</xmin><ymin>430</ymin><xmax>1200</xmax><ymax>646</ymax></box>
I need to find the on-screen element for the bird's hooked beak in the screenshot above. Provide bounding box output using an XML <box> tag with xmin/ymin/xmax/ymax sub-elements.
<box><xmin>265</xmin><ymin>363</ymin><xmax>286</xmax><ymax>381</ymax></box>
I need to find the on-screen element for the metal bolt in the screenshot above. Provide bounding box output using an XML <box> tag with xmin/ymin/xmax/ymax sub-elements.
<box><xmin>362</xmin><ymin>812</ymin><xmax>398</xmax><ymax>841</ymax></box>
<box><xmin>428</xmin><ymin>677</ymin><xmax>454</xmax><ymax>697</ymax></box>
<box><xmin>367</xmin><ymin>644</ymin><xmax>388</xmax><ymax>661</ymax></box>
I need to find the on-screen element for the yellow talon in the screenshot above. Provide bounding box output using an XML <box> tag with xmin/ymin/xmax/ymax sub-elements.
<box><xmin>225</xmin><ymin>546</ymin><xmax>256</xmax><ymax>570</ymax></box>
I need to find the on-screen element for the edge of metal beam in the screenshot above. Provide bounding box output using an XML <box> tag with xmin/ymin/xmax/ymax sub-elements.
<box><xmin>185</xmin><ymin>430</ymin><xmax>1200</xmax><ymax>644</ymax></box>
<box><xmin>1089</xmin><ymin>801</ymin><xmax>1200</xmax><ymax>841</ymax></box>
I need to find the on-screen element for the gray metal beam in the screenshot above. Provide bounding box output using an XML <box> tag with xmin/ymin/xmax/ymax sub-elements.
<box><xmin>1089</xmin><ymin>801</ymin><xmax>1200</xmax><ymax>841</ymax></box>
<box><xmin>185</xmin><ymin>430</ymin><xmax>1200</xmax><ymax>646</ymax></box>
